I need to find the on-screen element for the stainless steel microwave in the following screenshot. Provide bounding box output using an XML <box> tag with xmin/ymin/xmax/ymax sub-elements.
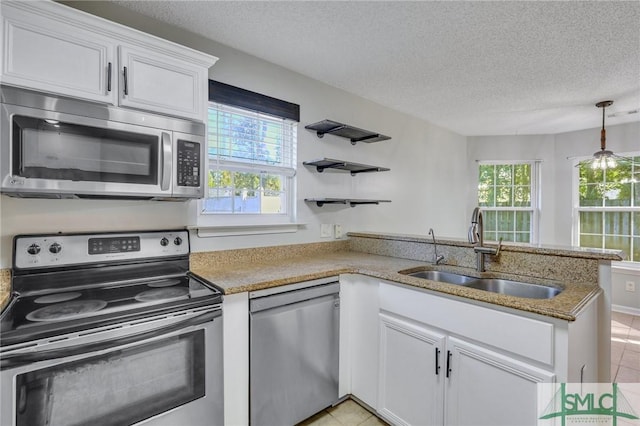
<box><xmin>1</xmin><ymin>86</ymin><xmax>205</xmax><ymax>200</ymax></box>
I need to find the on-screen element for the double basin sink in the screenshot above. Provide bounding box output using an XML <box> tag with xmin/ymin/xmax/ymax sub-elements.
<box><xmin>400</xmin><ymin>269</ymin><xmax>562</xmax><ymax>299</ymax></box>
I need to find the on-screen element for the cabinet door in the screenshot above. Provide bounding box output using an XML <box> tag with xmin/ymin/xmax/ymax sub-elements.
<box><xmin>378</xmin><ymin>312</ymin><xmax>446</xmax><ymax>426</ymax></box>
<box><xmin>444</xmin><ymin>337</ymin><xmax>555</xmax><ymax>426</ymax></box>
<box><xmin>119</xmin><ymin>46</ymin><xmax>206</xmax><ymax>120</ymax></box>
<box><xmin>341</xmin><ymin>275</ymin><xmax>380</xmax><ymax>408</ymax></box>
<box><xmin>1</xmin><ymin>5</ymin><xmax>115</xmax><ymax>104</ymax></box>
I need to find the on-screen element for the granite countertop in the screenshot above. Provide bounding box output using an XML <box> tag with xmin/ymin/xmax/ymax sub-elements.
<box><xmin>0</xmin><ymin>269</ymin><xmax>10</xmax><ymax>311</ymax></box>
<box><xmin>191</xmin><ymin>250</ymin><xmax>600</xmax><ymax>321</ymax></box>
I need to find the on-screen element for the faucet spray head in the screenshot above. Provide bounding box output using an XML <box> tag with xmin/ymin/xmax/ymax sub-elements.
<box><xmin>468</xmin><ymin>207</ymin><xmax>481</xmax><ymax>244</ymax></box>
<box><xmin>468</xmin><ymin>224</ymin><xmax>479</xmax><ymax>244</ymax></box>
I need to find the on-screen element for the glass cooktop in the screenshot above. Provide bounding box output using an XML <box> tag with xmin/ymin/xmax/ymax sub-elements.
<box><xmin>0</xmin><ymin>274</ymin><xmax>222</xmax><ymax>347</ymax></box>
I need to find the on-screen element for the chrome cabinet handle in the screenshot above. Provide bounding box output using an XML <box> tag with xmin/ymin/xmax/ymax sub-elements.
<box><xmin>1</xmin><ymin>309</ymin><xmax>220</xmax><ymax>370</ymax></box>
<box><xmin>123</xmin><ymin>66</ymin><xmax>128</xmax><ymax>95</ymax></box>
<box><xmin>161</xmin><ymin>132</ymin><xmax>172</xmax><ymax>191</ymax></box>
<box><xmin>107</xmin><ymin>62</ymin><xmax>112</xmax><ymax>92</ymax></box>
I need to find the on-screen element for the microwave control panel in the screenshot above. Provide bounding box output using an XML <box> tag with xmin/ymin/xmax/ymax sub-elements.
<box><xmin>176</xmin><ymin>140</ymin><xmax>201</xmax><ymax>187</ymax></box>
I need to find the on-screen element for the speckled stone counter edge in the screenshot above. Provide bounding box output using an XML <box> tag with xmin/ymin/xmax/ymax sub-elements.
<box><xmin>1</xmin><ymin>269</ymin><xmax>11</xmax><ymax>311</ymax></box>
<box><xmin>348</xmin><ymin>232</ymin><xmax>624</xmax><ymax>261</ymax></box>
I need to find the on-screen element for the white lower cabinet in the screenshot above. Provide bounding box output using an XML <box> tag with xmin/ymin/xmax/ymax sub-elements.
<box><xmin>377</xmin><ymin>311</ymin><xmax>555</xmax><ymax>426</ymax></box>
<box><xmin>378</xmin><ymin>313</ymin><xmax>445</xmax><ymax>426</ymax></box>
<box><xmin>371</xmin><ymin>279</ymin><xmax>567</xmax><ymax>426</ymax></box>
<box><xmin>444</xmin><ymin>337</ymin><xmax>555</xmax><ymax>426</ymax></box>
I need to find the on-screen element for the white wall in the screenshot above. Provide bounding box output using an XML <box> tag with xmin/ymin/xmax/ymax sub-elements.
<box><xmin>0</xmin><ymin>1</ymin><xmax>469</xmax><ymax>267</ymax></box>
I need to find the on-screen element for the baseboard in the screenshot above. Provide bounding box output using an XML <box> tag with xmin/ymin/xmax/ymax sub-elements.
<box><xmin>612</xmin><ymin>304</ymin><xmax>640</xmax><ymax>317</ymax></box>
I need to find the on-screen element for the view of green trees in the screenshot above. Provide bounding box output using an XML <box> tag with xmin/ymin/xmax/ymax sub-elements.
<box><xmin>478</xmin><ymin>163</ymin><xmax>531</xmax><ymax>207</ymax></box>
<box><xmin>477</xmin><ymin>163</ymin><xmax>533</xmax><ymax>243</ymax></box>
<box><xmin>578</xmin><ymin>157</ymin><xmax>640</xmax><ymax>261</ymax></box>
<box><xmin>578</xmin><ymin>157</ymin><xmax>640</xmax><ymax>207</ymax></box>
<box><xmin>208</xmin><ymin>171</ymin><xmax>282</xmax><ymax>197</ymax></box>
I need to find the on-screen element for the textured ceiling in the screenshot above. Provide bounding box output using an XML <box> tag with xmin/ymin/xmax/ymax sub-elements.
<box><xmin>111</xmin><ymin>1</ymin><xmax>640</xmax><ymax>136</ymax></box>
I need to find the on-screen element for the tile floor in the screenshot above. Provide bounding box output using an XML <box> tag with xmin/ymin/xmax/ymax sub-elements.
<box><xmin>611</xmin><ymin>311</ymin><xmax>640</xmax><ymax>383</ymax></box>
<box><xmin>298</xmin><ymin>399</ymin><xmax>387</xmax><ymax>426</ymax></box>
<box><xmin>301</xmin><ymin>312</ymin><xmax>640</xmax><ymax>426</ymax></box>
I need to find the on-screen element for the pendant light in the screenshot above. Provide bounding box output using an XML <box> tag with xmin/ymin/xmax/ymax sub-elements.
<box><xmin>578</xmin><ymin>100</ymin><xmax>637</xmax><ymax>170</ymax></box>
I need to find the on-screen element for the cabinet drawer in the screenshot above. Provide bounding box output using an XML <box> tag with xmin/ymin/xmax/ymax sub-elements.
<box><xmin>379</xmin><ymin>282</ymin><xmax>555</xmax><ymax>366</ymax></box>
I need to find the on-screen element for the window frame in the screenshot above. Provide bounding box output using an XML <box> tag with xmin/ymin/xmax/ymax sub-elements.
<box><xmin>572</xmin><ymin>152</ymin><xmax>640</xmax><ymax>266</ymax></box>
<box><xmin>476</xmin><ymin>160</ymin><xmax>541</xmax><ymax>245</ymax></box>
<box><xmin>195</xmin><ymin>82</ymin><xmax>300</xmax><ymax>231</ymax></box>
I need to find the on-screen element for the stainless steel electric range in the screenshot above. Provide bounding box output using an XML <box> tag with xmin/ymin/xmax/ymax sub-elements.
<box><xmin>0</xmin><ymin>230</ymin><xmax>223</xmax><ymax>426</ymax></box>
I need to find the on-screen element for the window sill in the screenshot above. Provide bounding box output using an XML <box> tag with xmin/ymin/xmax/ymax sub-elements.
<box><xmin>189</xmin><ymin>223</ymin><xmax>305</xmax><ymax>237</ymax></box>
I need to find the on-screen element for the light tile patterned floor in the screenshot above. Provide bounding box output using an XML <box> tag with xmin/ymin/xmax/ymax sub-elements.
<box><xmin>301</xmin><ymin>313</ymin><xmax>640</xmax><ymax>426</ymax></box>
<box><xmin>298</xmin><ymin>399</ymin><xmax>388</xmax><ymax>426</ymax></box>
<box><xmin>611</xmin><ymin>312</ymin><xmax>640</xmax><ymax>383</ymax></box>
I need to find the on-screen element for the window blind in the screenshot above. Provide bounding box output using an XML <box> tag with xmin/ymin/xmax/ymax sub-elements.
<box><xmin>207</xmin><ymin>103</ymin><xmax>297</xmax><ymax>176</ymax></box>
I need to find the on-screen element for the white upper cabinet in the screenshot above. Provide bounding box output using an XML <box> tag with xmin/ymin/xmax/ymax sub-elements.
<box><xmin>1</xmin><ymin>5</ymin><xmax>116</xmax><ymax>104</ymax></box>
<box><xmin>118</xmin><ymin>46</ymin><xmax>206</xmax><ymax>121</ymax></box>
<box><xmin>0</xmin><ymin>1</ymin><xmax>217</xmax><ymax>121</ymax></box>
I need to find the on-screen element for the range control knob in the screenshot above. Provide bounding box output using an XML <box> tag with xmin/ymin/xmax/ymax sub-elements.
<box><xmin>160</xmin><ymin>237</ymin><xmax>169</xmax><ymax>247</ymax></box>
<box><xmin>49</xmin><ymin>243</ymin><xmax>62</xmax><ymax>254</ymax></box>
<box><xmin>174</xmin><ymin>237</ymin><xmax>183</xmax><ymax>246</ymax></box>
<box><xmin>27</xmin><ymin>243</ymin><xmax>41</xmax><ymax>255</ymax></box>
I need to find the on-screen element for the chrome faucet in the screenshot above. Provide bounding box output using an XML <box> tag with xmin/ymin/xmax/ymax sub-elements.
<box><xmin>468</xmin><ymin>207</ymin><xmax>483</xmax><ymax>245</ymax></box>
<box><xmin>468</xmin><ymin>207</ymin><xmax>502</xmax><ymax>272</ymax></box>
<box><xmin>428</xmin><ymin>228</ymin><xmax>445</xmax><ymax>265</ymax></box>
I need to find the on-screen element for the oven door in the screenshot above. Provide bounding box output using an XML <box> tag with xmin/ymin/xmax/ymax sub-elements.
<box><xmin>0</xmin><ymin>307</ymin><xmax>223</xmax><ymax>426</ymax></box>
<box><xmin>0</xmin><ymin>103</ymin><xmax>173</xmax><ymax>199</ymax></box>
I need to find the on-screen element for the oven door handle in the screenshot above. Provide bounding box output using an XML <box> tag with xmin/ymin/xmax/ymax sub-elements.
<box><xmin>1</xmin><ymin>308</ymin><xmax>220</xmax><ymax>370</ymax></box>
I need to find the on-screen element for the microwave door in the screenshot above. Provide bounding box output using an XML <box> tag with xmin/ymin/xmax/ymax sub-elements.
<box><xmin>2</xmin><ymin>106</ymin><xmax>172</xmax><ymax>198</ymax></box>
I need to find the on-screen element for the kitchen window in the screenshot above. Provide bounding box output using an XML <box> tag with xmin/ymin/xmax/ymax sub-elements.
<box><xmin>198</xmin><ymin>81</ymin><xmax>299</xmax><ymax>229</ymax></box>
<box><xmin>573</xmin><ymin>154</ymin><xmax>640</xmax><ymax>263</ymax></box>
<box><xmin>476</xmin><ymin>161</ymin><xmax>540</xmax><ymax>244</ymax></box>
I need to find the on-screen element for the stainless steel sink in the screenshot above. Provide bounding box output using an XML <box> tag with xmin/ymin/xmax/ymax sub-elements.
<box><xmin>404</xmin><ymin>270</ymin><xmax>476</xmax><ymax>285</ymax></box>
<box><xmin>400</xmin><ymin>269</ymin><xmax>562</xmax><ymax>299</ymax></box>
<box><xmin>465</xmin><ymin>279</ymin><xmax>561</xmax><ymax>299</ymax></box>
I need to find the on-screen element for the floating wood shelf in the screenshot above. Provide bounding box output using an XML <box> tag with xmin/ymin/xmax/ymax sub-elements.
<box><xmin>303</xmin><ymin>158</ymin><xmax>390</xmax><ymax>175</ymax></box>
<box><xmin>305</xmin><ymin>198</ymin><xmax>391</xmax><ymax>208</ymax></box>
<box><xmin>305</xmin><ymin>120</ymin><xmax>391</xmax><ymax>145</ymax></box>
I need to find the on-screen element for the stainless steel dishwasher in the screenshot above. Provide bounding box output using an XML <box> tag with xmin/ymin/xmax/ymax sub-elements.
<box><xmin>249</xmin><ymin>277</ymin><xmax>340</xmax><ymax>426</ymax></box>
